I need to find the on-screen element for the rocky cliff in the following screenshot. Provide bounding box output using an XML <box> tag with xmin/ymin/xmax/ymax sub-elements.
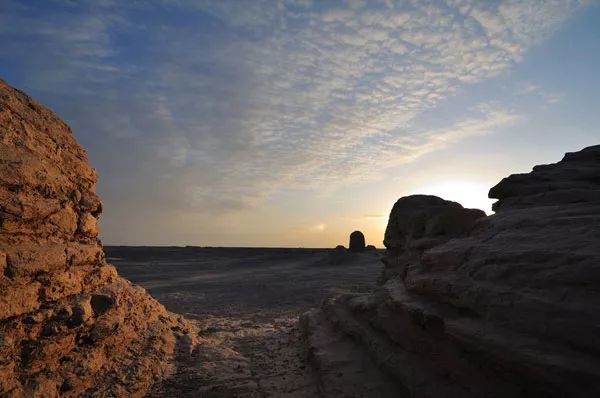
<box><xmin>0</xmin><ymin>80</ymin><xmax>195</xmax><ymax>397</ymax></box>
<box><xmin>302</xmin><ymin>145</ymin><xmax>600</xmax><ymax>397</ymax></box>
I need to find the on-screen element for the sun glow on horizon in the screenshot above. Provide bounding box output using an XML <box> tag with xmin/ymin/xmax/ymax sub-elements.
<box><xmin>309</xmin><ymin>223</ymin><xmax>327</xmax><ymax>232</ymax></box>
<box><xmin>412</xmin><ymin>179</ymin><xmax>494</xmax><ymax>214</ymax></box>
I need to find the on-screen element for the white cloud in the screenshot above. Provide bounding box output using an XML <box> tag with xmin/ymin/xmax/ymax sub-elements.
<box><xmin>0</xmin><ymin>0</ymin><xmax>582</xmax><ymax>217</ymax></box>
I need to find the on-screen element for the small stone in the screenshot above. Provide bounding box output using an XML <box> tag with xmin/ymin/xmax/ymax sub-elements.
<box><xmin>69</xmin><ymin>296</ymin><xmax>93</xmax><ymax>327</ymax></box>
<box><xmin>78</xmin><ymin>213</ymin><xmax>98</xmax><ymax>237</ymax></box>
<box><xmin>70</xmin><ymin>189</ymin><xmax>82</xmax><ymax>204</ymax></box>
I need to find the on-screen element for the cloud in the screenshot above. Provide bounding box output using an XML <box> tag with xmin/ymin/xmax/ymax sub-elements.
<box><xmin>513</xmin><ymin>82</ymin><xmax>564</xmax><ymax>105</ymax></box>
<box><xmin>0</xmin><ymin>0</ymin><xmax>582</xmax><ymax>223</ymax></box>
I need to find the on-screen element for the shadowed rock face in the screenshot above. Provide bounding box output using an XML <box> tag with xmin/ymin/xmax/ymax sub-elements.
<box><xmin>0</xmin><ymin>80</ymin><xmax>195</xmax><ymax>397</ymax></box>
<box><xmin>381</xmin><ymin>195</ymin><xmax>485</xmax><ymax>283</ymax></box>
<box><xmin>302</xmin><ymin>145</ymin><xmax>600</xmax><ymax>397</ymax></box>
<box><xmin>489</xmin><ymin>145</ymin><xmax>600</xmax><ymax>211</ymax></box>
<box><xmin>349</xmin><ymin>231</ymin><xmax>366</xmax><ymax>252</ymax></box>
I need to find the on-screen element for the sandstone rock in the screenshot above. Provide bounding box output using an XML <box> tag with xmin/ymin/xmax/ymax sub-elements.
<box><xmin>0</xmin><ymin>79</ymin><xmax>197</xmax><ymax>398</ymax></box>
<box><xmin>302</xmin><ymin>145</ymin><xmax>600</xmax><ymax>397</ymax></box>
<box><xmin>348</xmin><ymin>230</ymin><xmax>365</xmax><ymax>252</ymax></box>
<box><xmin>0</xmin><ymin>251</ymin><xmax>6</xmax><ymax>275</ymax></box>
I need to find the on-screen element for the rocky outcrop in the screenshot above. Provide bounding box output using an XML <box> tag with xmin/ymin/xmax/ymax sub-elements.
<box><xmin>349</xmin><ymin>231</ymin><xmax>365</xmax><ymax>252</ymax></box>
<box><xmin>302</xmin><ymin>145</ymin><xmax>600</xmax><ymax>397</ymax></box>
<box><xmin>0</xmin><ymin>80</ymin><xmax>195</xmax><ymax>397</ymax></box>
<box><xmin>380</xmin><ymin>195</ymin><xmax>485</xmax><ymax>283</ymax></box>
<box><xmin>327</xmin><ymin>245</ymin><xmax>349</xmax><ymax>265</ymax></box>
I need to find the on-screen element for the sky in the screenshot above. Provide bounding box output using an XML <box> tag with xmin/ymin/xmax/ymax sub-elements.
<box><xmin>1</xmin><ymin>0</ymin><xmax>599</xmax><ymax>247</ymax></box>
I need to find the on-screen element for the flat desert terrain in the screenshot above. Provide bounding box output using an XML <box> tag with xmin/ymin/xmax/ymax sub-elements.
<box><xmin>105</xmin><ymin>246</ymin><xmax>384</xmax><ymax>397</ymax></box>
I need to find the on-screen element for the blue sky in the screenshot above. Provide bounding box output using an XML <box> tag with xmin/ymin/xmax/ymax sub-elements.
<box><xmin>1</xmin><ymin>0</ymin><xmax>599</xmax><ymax>246</ymax></box>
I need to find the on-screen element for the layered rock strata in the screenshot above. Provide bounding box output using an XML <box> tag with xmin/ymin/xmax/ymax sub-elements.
<box><xmin>0</xmin><ymin>80</ymin><xmax>195</xmax><ymax>397</ymax></box>
<box><xmin>302</xmin><ymin>146</ymin><xmax>600</xmax><ymax>397</ymax></box>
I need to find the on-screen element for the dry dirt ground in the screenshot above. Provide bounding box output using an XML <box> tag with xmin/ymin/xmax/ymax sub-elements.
<box><xmin>106</xmin><ymin>247</ymin><xmax>383</xmax><ymax>397</ymax></box>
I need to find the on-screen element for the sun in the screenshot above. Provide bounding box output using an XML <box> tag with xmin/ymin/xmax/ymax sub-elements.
<box><xmin>412</xmin><ymin>179</ymin><xmax>493</xmax><ymax>214</ymax></box>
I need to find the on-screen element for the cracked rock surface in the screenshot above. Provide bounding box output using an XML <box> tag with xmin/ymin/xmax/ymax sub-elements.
<box><xmin>0</xmin><ymin>79</ymin><xmax>196</xmax><ymax>398</ymax></box>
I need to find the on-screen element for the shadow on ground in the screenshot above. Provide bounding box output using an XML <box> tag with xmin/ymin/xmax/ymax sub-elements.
<box><xmin>106</xmin><ymin>247</ymin><xmax>383</xmax><ymax>397</ymax></box>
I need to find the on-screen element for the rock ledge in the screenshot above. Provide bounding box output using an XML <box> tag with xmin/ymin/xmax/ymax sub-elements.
<box><xmin>302</xmin><ymin>145</ymin><xmax>600</xmax><ymax>397</ymax></box>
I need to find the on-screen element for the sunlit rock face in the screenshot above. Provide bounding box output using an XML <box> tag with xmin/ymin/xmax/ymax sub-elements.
<box><xmin>302</xmin><ymin>145</ymin><xmax>600</xmax><ymax>397</ymax></box>
<box><xmin>349</xmin><ymin>231</ymin><xmax>366</xmax><ymax>252</ymax></box>
<box><xmin>0</xmin><ymin>80</ymin><xmax>195</xmax><ymax>397</ymax></box>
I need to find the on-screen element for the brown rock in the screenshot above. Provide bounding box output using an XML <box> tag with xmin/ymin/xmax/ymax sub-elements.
<box><xmin>69</xmin><ymin>295</ymin><xmax>93</xmax><ymax>327</ymax></box>
<box><xmin>77</xmin><ymin>212</ymin><xmax>98</xmax><ymax>236</ymax></box>
<box><xmin>0</xmin><ymin>79</ymin><xmax>197</xmax><ymax>397</ymax></box>
<box><xmin>0</xmin><ymin>251</ymin><xmax>5</xmax><ymax>275</ymax></box>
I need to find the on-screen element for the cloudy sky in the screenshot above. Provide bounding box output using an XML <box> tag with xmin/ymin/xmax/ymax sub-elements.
<box><xmin>1</xmin><ymin>0</ymin><xmax>599</xmax><ymax>247</ymax></box>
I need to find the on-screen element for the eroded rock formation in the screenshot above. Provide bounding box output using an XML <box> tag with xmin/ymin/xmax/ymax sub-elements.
<box><xmin>0</xmin><ymin>80</ymin><xmax>195</xmax><ymax>397</ymax></box>
<box><xmin>349</xmin><ymin>231</ymin><xmax>365</xmax><ymax>252</ymax></box>
<box><xmin>302</xmin><ymin>146</ymin><xmax>600</xmax><ymax>397</ymax></box>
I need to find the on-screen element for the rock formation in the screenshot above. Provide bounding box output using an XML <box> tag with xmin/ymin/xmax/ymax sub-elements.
<box><xmin>302</xmin><ymin>145</ymin><xmax>600</xmax><ymax>397</ymax></box>
<box><xmin>0</xmin><ymin>80</ymin><xmax>195</xmax><ymax>397</ymax></box>
<box><xmin>348</xmin><ymin>231</ymin><xmax>365</xmax><ymax>252</ymax></box>
<box><xmin>327</xmin><ymin>245</ymin><xmax>349</xmax><ymax>265</ymax></box>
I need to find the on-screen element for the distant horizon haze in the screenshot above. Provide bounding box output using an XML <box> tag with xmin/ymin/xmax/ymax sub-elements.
<box><xmin>1</xmin><ymin>0</ymin><xmax>599</xmax><ymax>247</ymax></box>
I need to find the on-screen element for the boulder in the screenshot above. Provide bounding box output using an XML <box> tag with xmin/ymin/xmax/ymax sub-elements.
<box><xmin>302</xmin><ymin>145</ymin><xmax>600</xmax><ymax>397</ymax></box>
<box><xmin>381</xmin><ymin>195</ymin><xmax>485</xmax><ymax>282</ymax></box>
<box><xmin>349</xmin><ymin>230</ymin><xmax>366</xmax><ymax>252</ymax></box>
<box><xmin>0</xmin><ymin>79</ymin><xmax>196</xmax><ymax>397</ymax></box>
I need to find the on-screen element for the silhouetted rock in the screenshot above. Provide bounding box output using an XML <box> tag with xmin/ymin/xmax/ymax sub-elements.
<box><xmin>327</xmin><ymin>245</ymin><xmax>349</xmax><ymax>265</ymax></box>
<box><xmin>489</xmin><ymin>144</ymin><xmax>600</xmax><ymax>211</ymax></box>
<box><xmin>365</xmin><ymin>245</ymin><xmax>376</xmax><ymax>251</ymax></box>
<box><xmin>302</xmin><ymin>145</ymin><xmax>600</xmax><ymax>397</ymax></box>
<box><xmin>381</xmin><ymin>194</ymin><xmax>485</xmax><ymax>282</ymax></box>
<box><xmin>0</xmin><ymin>79</ymin><xmax>196</xmax><ymax>397</ymax></box>
<box><xmin>349</xmin><ymin>230</ymin><xmax>366</xmax><ymax>252</ymax></box>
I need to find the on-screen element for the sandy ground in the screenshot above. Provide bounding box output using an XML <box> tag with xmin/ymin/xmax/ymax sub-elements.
<box><xmin>105</xmin><ymin>247</ymin><xmax>383</xmax><ymax>397</ymax></box>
